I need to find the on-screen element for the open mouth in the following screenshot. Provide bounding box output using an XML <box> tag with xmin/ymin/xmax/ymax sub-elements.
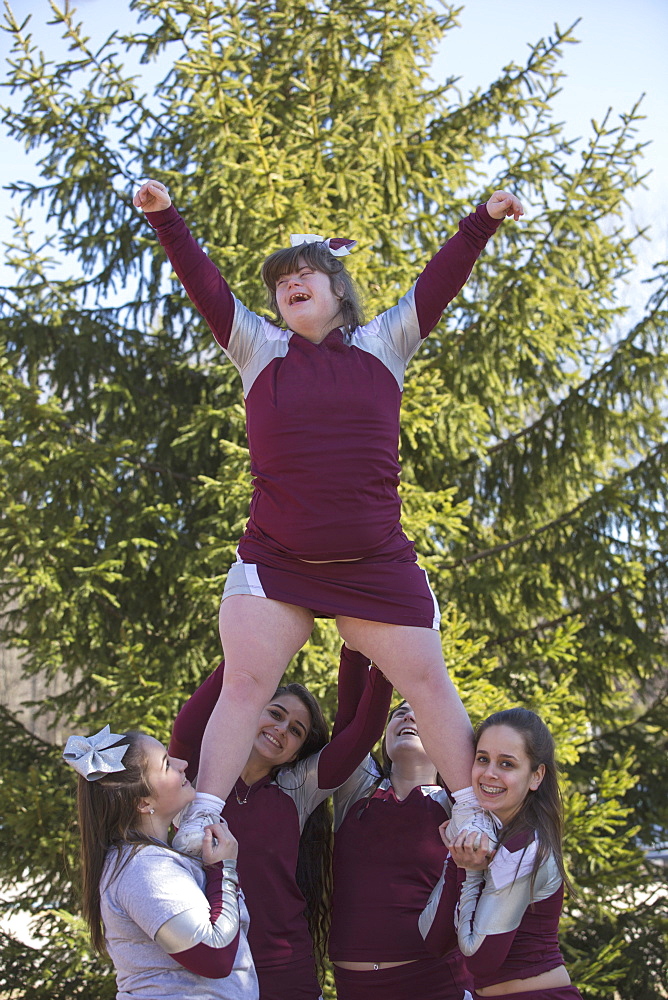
<box><xmin>288</xmin><ymin>293</ymin><xmax>310</xmax><ymax>304</ymax></box>
<box><xmin>399</xmin><ymin>727</ymin><xmax>419</xmax><ymax>737</ymax></box>
<box><xmin>479</xmin><ymin>783</ymin><xmax>504</xmax><ymax>795</ymax></box>
<box><xmin>262</xmin><ymin>732</ymin><xmax>282</xmax><ymax>749</ymax></box>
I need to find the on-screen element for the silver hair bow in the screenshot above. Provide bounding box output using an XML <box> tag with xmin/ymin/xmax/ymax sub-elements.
<box><xmin>62</xmin><ymin>724</ymin><xmax>129</xmax><ymax>781</ymax></box>
<box><xmin>289</xmin><ymin>234</ymin><xmax>357</xmax><ymax>257</ymax></box>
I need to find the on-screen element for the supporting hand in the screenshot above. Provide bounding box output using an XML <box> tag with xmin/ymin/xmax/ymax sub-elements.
<box><xmin>444</xmin><ymin>823</ymin><xmax>495</xmax><ymax>870</ymax></box>
<box><xmin>202</xmin><ymin>820</ymin><xmax>238</xmax><ymax>864</ymax></box>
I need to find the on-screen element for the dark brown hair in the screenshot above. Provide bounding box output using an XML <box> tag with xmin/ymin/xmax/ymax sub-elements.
<box><xmin>261</xmin><ymin>242</ymin><xmax>364</xmax><ymax>333</ymax></box>
<box><xmin>475</xmin><ymin>708</ymin><xmax>574</xmax><ymax>898</ymax></box>
<box><xmin>380</xmin><ymin>700</ymin><xmax>443</xmax><ymax>785</ymax></box>
<box><xmin>75</xmin><ymin>731</ymin><xmax>169</xmax><ymax>955</ymax></box>
<box><xmin>272</xmin><ymin>682</ymin><xmax>333</xmax><ymax>979</ymax></box>
<box><xmin>355</xmin><ymin>700</ymin><xmax>445</xmax><ymax>821</ymax></box>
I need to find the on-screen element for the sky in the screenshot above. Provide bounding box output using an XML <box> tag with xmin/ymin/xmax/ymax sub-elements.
<box><xmin>1</xmin><ymin>0</ymin><xmax>667</xmax><ymax>293</ymax></box>
<box><xmin>433</xmin><ymin>0</ymin><xmax>667</xmax><ymax>224</ymax></box>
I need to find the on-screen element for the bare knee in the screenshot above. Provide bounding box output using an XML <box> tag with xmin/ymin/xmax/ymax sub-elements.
<box><xmin>400</xmin><ymin>659</ymin><xmax>450</xmax><ymax>693</ymax></box>
<box><xmin>219</xmin><ymin>665</ymin><xmax>279</xmax><ymax>709</ymax></box>
<box><xmin>374</xmin><ymin>649</ymin><xmax>453</xmax><ymax>699</ymax></box>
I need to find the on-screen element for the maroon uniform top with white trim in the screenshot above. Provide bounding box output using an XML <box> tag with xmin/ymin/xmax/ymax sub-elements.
<box><xmin>331</xmin><ymin>769</ymin><xmax>463</xmax><ymax>963</ymax></box>
<box><xmin>147</xmin><ymin>205</ymin><xmax>501</xmax><ymax>563</ymax></box>
<box><xmin>169</xmin><ymin>647</ymin><xmax>392</xmax><ymax>998</ymax></box>
<box><xmin>419</xmin><ymin>829</ymin><xmax>568</xmax><ymax>989</ymax></box>
<box><xmin>325</xmin><ymin>662</ymin><xmax>471</xmax><ymax>995</ymax></box>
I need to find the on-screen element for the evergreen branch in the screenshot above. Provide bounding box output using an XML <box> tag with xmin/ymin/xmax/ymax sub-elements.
<box><xmin>439</xmin><ymin>494</ymin><xmax>591</xmax><ymax>569</ymax></box>
<box><xmin>457</xmin><ymin>297</ymin><xmax>667</xmax><ymax>467</ymax></box>
<box><xmin>483</xmin><ymin>556</ymin><xmax>668</xmax><ymax>649</ymax></box>
<box><xmin>578</xmin><ymin>682</ymin><xmax>668</xmax><ymax>747</ymax></box>
<box><xmin>441</xmin><ymin>439</ymin><xmax>668</xmax><ymax>570</ymax></box>
<box><xmin>0</xmin><ymin>703</ymin><xmax>57</xmax><ymax>751</ymax></box>
<box><xmin>429</xmin><ymin>20</ymin><xmax>577</xmax><ymax>140</ymax></box>
<box><xmin>45</xmin><ymin>416</ymin><xmax>202</xmax><ymax>485</ymax></box>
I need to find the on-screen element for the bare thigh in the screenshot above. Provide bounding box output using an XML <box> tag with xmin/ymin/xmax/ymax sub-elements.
<box><xmin>335</xmin><ymin>615</ymin><xmax>473</xmax><ymax>790</ymax></box>
<box><xmin>335</xmin><ymin>616</ymin><xmax>447</xmax><ymax>686</ymax></box>
<box><xmin>195</xmin><ymin>596</ymin><xmax>315</xmax><ymax>798</ymax></box>
<box><xmin>219</xmin><ymin>594</ymin><xmax>315</xmax><ymax>681</ymax></box>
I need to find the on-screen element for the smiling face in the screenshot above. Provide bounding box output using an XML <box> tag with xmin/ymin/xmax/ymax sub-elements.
<box><xmin>384</xmin><ymin>702</ymin><xmax>431</xmax><ymax>766</ymax></box>
<box><xmin>140</xmin><ymin>735</ymin><xmax>195</xmax><ymax>824</ymax></box>
<box><xmin>472</xmin><ymin>724</ymin><xmax>545</xmax><ymax>825</ymax></box>
<box><xmin>274</xmin><ymin>260</ymin><xmax>344</xmax><ymax>342</ymax></box>
<box><xmin>251</xmin><ymin>693</ymin><xmax>311</xmax><ymax>769</ymax></box>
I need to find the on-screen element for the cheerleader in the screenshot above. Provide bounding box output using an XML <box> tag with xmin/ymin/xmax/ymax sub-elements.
<box><xmin>62</xmin><ymin>726</ymin><xmax>258</xmax><ymax>999</ymax></box>
<box><xmin>168</xmin><ymin>645</ymin><xmax>392</xmax><ymax>1000</ymax></box>
<box><xmin>419</xmin><ymin>708</ymin><xmax>582</xmax><ymax>1000</ymax></box>
<box><xmin>328</xmin><ymin>656</ymin><xmax>472</xmax><ymax>1000</ymax></box>
<box><xmin>134</xmin><ymin>180</ymin><xmax>524</xmax><ymax>856</ymax></box>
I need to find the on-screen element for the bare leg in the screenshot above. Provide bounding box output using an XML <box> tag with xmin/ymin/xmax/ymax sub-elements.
<box><xmin>335</xmin><ymin>617</ymin><xmax>473</xmax><ymax>792</ymax></box>
<box><xmin>194</xmin><ymin>595</ymin><xmax>314</xmax><ymax>802</ymax></box>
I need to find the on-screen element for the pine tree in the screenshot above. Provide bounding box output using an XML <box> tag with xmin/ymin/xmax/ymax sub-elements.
<box><xmin>0</xmin><ymin>1</ymin><xmax>666</xmax><ymax>996</ymax></box>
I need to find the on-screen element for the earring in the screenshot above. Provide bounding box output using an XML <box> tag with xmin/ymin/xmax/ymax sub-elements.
<box><xmin>149</xmin><ymin>808</ymin><xmax>155</xmax><ymax>815</ymax></box>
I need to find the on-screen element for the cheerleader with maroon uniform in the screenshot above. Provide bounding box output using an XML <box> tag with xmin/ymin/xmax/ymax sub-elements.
<box><xmin>419</xmin><ymin>708</ymin><xmax>582</xmax><ymax>1000</ymax></box>
<box><xmin>134</xmin><ymin>179</ymin><xmax>524</xmax><ymax>861</ymax></box>
<box><xmin>329</xmin><ymin>671</ymin><xmax>473</xmax><ymax>1000</ymax></box>
<box><xmin>168</xmin><ymin>645</ymin><xmax>392</xmax><ymax>1000</ymax></box>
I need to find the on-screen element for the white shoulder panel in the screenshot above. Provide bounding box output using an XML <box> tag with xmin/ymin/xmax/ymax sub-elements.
<box><xmin>350</xmin><ymin>286</ymin><xmax>420</xmax><ymax>389</ymax></box>
<box><xmin>225</xmin><ymin>297</ymin><xmax>290</xmax><ymax>396</ymax></box>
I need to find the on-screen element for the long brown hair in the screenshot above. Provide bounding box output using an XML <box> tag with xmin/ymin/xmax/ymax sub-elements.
<box><xmin>261</xmin><ymin>242</ymin><xmax>364</xmax><ymax>333</ymax></box>
<box><xmin>272</xmin><ymin>682</ymin><xmax>333</xmax><ymax>979</ymax></box>
<box><xmin>75</xmin><ymin>730</ymin><xmax>169</xmax><ymax>955</ymax></box>
<box><xmin>475</xmin><ymin>708</ymin><xmax>574</xmax><ymax>898</ymax></box>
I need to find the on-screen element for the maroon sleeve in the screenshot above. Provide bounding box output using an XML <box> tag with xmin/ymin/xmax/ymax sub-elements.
<box><xmin>169</xmin><ymin>661</ymin><xmax>225</xmax><ymax>781</ymax></box>
<box><xmin>145</xmin><ymin>205</ymin><xmax>235</xmax><ymax>349</ymax></box>
<box><xmin>414</xmin><ymin>203</ymin><xmax>502</xmax><ymax>338</ymax></box>
<box><xmin>461</xmin><ymin>927</ymin><xmax>517</xmax><ymax>979</ymax></box>
<box><xmin>317</xmin><ymin>663</ymin><xmax>393</xmax><ymax>789</ymax></box>
<box><xmin>421</xmin><ymin>857</ymin><xmax>463</xmax><ymax>957</ymax></box>
<box><xmin>168</xmin><ymin>863</ymin><xmax>241</xmax><ymax>979</ymax></box>
<box><xmin>330</xmin><ymin>645</ymin><xmax>373</xmax><ymax>740</ymax></box>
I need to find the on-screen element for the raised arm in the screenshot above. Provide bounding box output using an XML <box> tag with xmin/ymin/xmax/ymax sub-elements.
<box><xmin>119</xmin><ymin>827</ymin><xmax>243</xmax><ymax>980</ymax></box>
<box><xmin>134</xmin><ymin>179</ymin><xmax>236</xmax><ymax>349</ymax></box>
<box><xmin>317</xmin><ymin>648</ymin><xmax>393</xmax><ymax>789</ymax></box>
<box><xmin>414</xmin><ymin>190</ymin><xmax>524</xmax><ymax>337</ymax></box>
<box><xmin>169</xmin><ymin>661</ymin><xmax>226</xmax><ymax>781</ymax></box>
<box><xmin>330</xmin><ymin>643</ymin><xmax>374</xmax><ymax>739</ymax></box>
<box><xmin>443</xmin><ymin>835</ymin><xmax>562</xmax><ymax>979</ymax></box>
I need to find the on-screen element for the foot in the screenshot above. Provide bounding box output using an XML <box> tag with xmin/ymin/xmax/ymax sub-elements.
<box><xmin>447</xmin><ymin>798</ymin><xmax>502</xmax><ymax>851</ymax></box>
<box><xmin>173</xmin><ymin>799</ymin><xmax>222</xmax><ymax>856</ymax></box>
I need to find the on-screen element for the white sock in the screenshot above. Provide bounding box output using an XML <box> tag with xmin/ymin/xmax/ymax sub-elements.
<box><xmin>451</xmin><ymin>785</ymin><xmax>477</xmax><ymax>805</ymax></box>
<box><xmin>193</xmin><ymin>791</ymin><xmax>226</xmax><ymax>813</ymax></box>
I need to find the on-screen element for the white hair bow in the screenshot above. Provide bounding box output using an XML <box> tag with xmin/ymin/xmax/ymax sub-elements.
<box><xmin>289</xmin><ymin>234</ymin><xmax>357</xmax><ymax>257</ymax></box>
<box><xmin>62</xmin><ymin>724</ymin><xmax>129</xmax><ymax>781</ymax></box>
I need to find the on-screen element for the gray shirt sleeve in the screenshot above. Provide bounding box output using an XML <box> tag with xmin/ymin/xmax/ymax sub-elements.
<box><xmin>155</xmin><ymin>861</ymin><xmax>240</xmax><ymax>954</ymax></box>
<box><xmin>226</xmin><ymin>299</ymin><xmax>291</xmax><ymax>396</ymax></box>
<box><xmin>273</xmin><ymin>752</ymin><xmax>329</xmax><ymax>832</ymax></box>
<box><xmin>332</xmin><ymin>755</ymin><xmax>381</xmax><ymax>832</ymax></box>
<box><xmin>111</xmin><ymin>847</ymin><xmax>214</xmax><ymax>943</ymax></box>
<box><xmin>456</xmin><ymin>845</ymin><xmax>562</xmax><ymax>956</ymax></box>
<box><xmin>349</xmin><ymin>287</ymin><xmax>420</xmax><ymax>389</ymax></box>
